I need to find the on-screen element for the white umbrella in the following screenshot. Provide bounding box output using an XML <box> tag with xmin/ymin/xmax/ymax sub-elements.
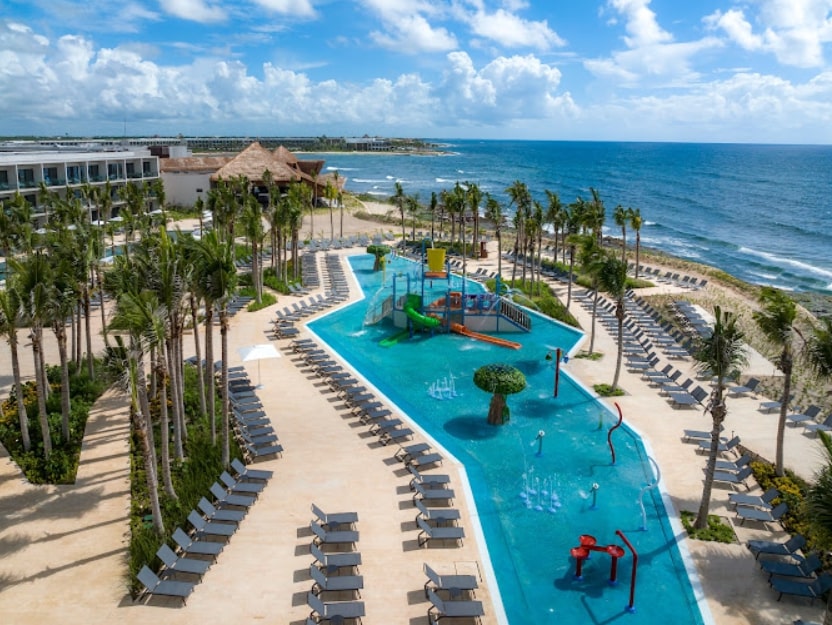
<box><xmin>91</xmin><ymin>219</ymin><xmax>107</xmax><ymax>227</ymax></box>
<box><xmin>109</xmin><ymin>215</ymin><xmax>124</xmax><ymax>223</ymax></box>
<box><xmin>237</xmin><ymin>343</ymin><xmax>281</xmax><ymax>388</ymax></box>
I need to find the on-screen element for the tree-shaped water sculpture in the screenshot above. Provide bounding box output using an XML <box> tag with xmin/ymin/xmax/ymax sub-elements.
<box><xmin>474</xmin><ymin>363</ymin><xmax>527</xmax><ymax>426</ymax></box>
<box><xmin>366</xmin><ymin>244</ymin><xmax>391</xmax><ymax>272</ymax></box>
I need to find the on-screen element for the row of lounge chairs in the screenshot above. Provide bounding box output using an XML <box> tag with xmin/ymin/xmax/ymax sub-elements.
<box><xmin>632</xmin><ymin>264</ymin><xmax>708</xmax><ymax>290</ymax></box>
<box><xmin>138</xmin><ymin>459</ymin><xmax>272</xmax><ymax>605</ymax></box>
<box><xmin>747</xmin><ymin>534</ymin><xmax>832</xmax><ymax>606</ymax></box>
<box><xmin>227</xmin><ymin>367</ymin><xmax>284</xmax><ymax>461</ymax></box>
<box><xmin>307</xmin><ymin>503</ymin><xmax>365</xmax><ymax>624</ymax></box>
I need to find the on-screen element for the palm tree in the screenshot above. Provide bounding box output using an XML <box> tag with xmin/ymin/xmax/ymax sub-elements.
<box><xmin>613</xmin><ymin>204</ymin><xmax>630</xmax><ymax>266</ymax></box>
<box><xmin>465</xmin><ymin>182</ymin><xmax>482</xmax><ymax>260</ymax></box>
<box><xmin>12</xmin><ymin>251</ymin><xmax>54</xmax><ymax>458</ymax></box>
<box><xmin>597</xmin><ymin>254</ymin><xmax>629</xmax><ymax>391</ymax></box>
<box><xmin>0</xmin><ymin>288</ymin><xmax>31</xmax><ymax>451</ymax></box>
<box><xmin>505</xmin><ymin>181</ymin><xmax>531</xmax><ymax>284</ymax></box>
<box><xmin>588</xmin><ymin>187</ymin><xmax>606</xmax><ymax>246</ymax></box>
<box><xmin>629</xmin><ymin>208</ymin><xmax>643</xmax><ymax>279</ymax></box>
<box><xmin>484</xmin><ymin>194</ymin><xmax>504</xmax><ymax>279</ymax></box>
<box><xmin>394</xmin><ymin>182</ymin><xmax>406</xmax><ymax>243</ymax></box>
<box><xmin>333</xmin><ymin>170</ymin><xmax>343</xmax><ymax>238</ymax></box>
<box><xmin>544</xmin><ymin>190</ymin><xmax>563</xmax><ymax>264</ymax></box>
<box><xmin>577</xmin><ymin>234</ymin><xmax>606</xmax><ymax>354</ymax></box>
<box><xmin>563</xmin><ymin>198</ymin><xmax>586</xmax><ymax>311</ymax></box>
<box><xmin>805</xmin><ymin>317</ymin><xmax>832</xmax><ymax>380</ymax></box>
<box><xmin>692</xmin><ymin>306</ymin><xmax>747</xmax><ymax>529</ymax></box>
<box><xmin>406</xmin><ymin>193</ymin><xmax>420</xmax><ymax>243</ymax></box>
<box><xmin>428</xmin><ymin>191</ymin><xmax>438</xmax><ymax>242</ymax></box>
<box><xmin>753</xmin><ymin>287</ymin><xmax>801</xmax><ymax>477</ymax></box>
<box><xmin>325</xmin><ymin>180</ymin><xmax>336</xmax><ymax>240</ymax></box>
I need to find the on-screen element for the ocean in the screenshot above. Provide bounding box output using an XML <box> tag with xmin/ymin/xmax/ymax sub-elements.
<box><xmin>311</xmin><ymin>140</ymin><xmax>832</xmax><ymax>294</ymax></box>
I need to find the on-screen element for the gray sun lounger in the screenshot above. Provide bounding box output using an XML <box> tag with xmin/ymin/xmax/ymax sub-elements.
<box><xmin>156</xmin><ymin>543</ymin><xmax>211</xmax><ymax>577</ymax></box>
<box><xmin>231</xmin><ymin>457</ymin><xmax>273</xmax><ymax>481</ymax></box>
<box><xmin>310</xmin><ymin>564</ymin><xmax>364</xmax><ymax>596</ymax></box>
<box><xmin>770</xmin><ymin>573</ymin><xmax>832</xmax><ymax>605</ymax></box>
<box><xmin>172</xmin><ymin>527</ymin><xmax>224</xmax><ymax>559</ymax></box>
<box><xmin>220</xmin><ymin>471</ymin><xmax>265</xmax><ymax>495</ymax></box>
<box><xmin>698</xmin><ymin>435</ymin><xmax>740</xmax><ymax>455</ymax></box>
<box><xmin>413</xmin><ymin>482</ymin><xmax>455</xmax><ymax>505</ymax></box>
<box><xmin>198</xmin><ymin>496</ymin><xmax>246</xmax><ymax>524</ymax></box>
<box><xmin>210</xmin><ymin>482</ymin><xmax>256</xmax><ymax>508</ymax></box>
<box><xmin>736</xmin><ymin>501</ymin><xmax>788</xmax><ymax>526</ymax></box>
<box><xmin>760</xmin><ymin>552</ymin><xmax>823</xmax><ymax>581</ymax></box>
<box><xmin>379</xmin><ymin>427</ymin><xmax>414</xmax><ymax>445</ymax></box>
<box><xmin>407</xmin><ymin>451</ymin><xmax>444</xmax><ymax>469</ymax></box>
<box><xmin>396</xmin><ymin>442</ymin><xmax>432</xmax><ymax>461</ymax></box>
<box><xmin>408</xmin><ymin>465</ymin><xmax>451</xmax><ymax>490</ymax></box>
<box><xmin>747</xmin><ymin>534</ymin><xmax>805</xmax><ymax>560</ymax></box>
<box><xmin>714</xmin><ymin>453</ymin><xmax>752</xmax><ymax>472</ymax></box>
<box><xmin>312</xmin><ymin>502</ymin><xmax>359</xmax><ymax>529</ymax></box>
<box><xmin>307</xmin><ymin>592</ymin><xmax>365</xmax><ymax>622</ymax></box>
<box><xmin>417</xmin><ymin>516</ymin><xmax>465</xmax><ymax>547</ymax></box>
<box><xmin>787</xmin><ymin>405</ymin><xmax>822</xmax><ymax>427</ymax></box>
<box><xmin>137</xmin><ymin>565</ymin><xmax>195</xmax><ymax>604</ymax></box>
<box><xmin>424</xmin><ymin>562</ymin><xmax>478</xmax><ymax>599</ymax></box>
<box><xmin>711</xmin><ymin>465</ymin><xmax>753</xmax><ymax>489</ymax></box>
<box><xmin>729</xmin><ymin>487</ymin><xmax>779</xmax><ymax>509</ymax></box>
<box><xmin>188</xmin><ymin>510</ymin><xmax>236</xmax><ymax>538</ymax></box>
<box><xmin>415</xmin><ymin>499</ymin><xmax>461</xmax><ymax>524</ymax></box>
<box><xmin>427</xmin><ymin>588</ymin><xmax>484</xmax><ymax>622</ymax></box>
<box><xmin>310</xmin><ymin>542</ymin><xmax>362</xmax><ymax>573</ymax></box>
<box><xmin>310</xmin><ymin>519</ymin><xmax>359</xmax><ymax>547</ymax></box>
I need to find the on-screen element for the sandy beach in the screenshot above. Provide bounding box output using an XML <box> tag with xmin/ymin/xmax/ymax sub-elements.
<box><xmin>0</xmin><ymin>200</ymin><xmax>828</xmax><ymax>625</ymax></box>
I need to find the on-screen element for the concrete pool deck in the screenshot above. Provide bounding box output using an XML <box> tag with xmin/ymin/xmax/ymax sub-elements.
<box><xmin>0</xmin><ymin>233</ymin><xmax>827</xmax><ymax>625</ymax></box>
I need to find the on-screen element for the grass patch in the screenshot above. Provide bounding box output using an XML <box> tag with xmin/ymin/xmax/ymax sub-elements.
<box><xmin>248</xmin><ymin>292</ymin><xmax>277</xmax><ymax>311</ymax></box>
<box><xmin>594</xmin><ymin>383</ymin><xmax>625</xmax><ymax>397</ymax></box>
<box><xmin>681</xmin><ymin>510</ymin><xmax>737</xmax><ymax>543</ymax></box>
<box><xmin>575</xmin><ymin>351</ymin><xmax>604</xmax><ymax>361</ymax></box>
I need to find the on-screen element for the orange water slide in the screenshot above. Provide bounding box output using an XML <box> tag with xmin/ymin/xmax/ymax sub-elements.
<box><xmin>450</xmin><ymin>323</ymin><xmax>522</xmax><ymax>350</ymax></box>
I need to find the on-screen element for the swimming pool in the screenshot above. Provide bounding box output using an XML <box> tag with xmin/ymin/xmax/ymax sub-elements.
<box><xmin>309</xmin><ymin>254</ymin><xmax>708</xmax><ymax>625</ymax></box>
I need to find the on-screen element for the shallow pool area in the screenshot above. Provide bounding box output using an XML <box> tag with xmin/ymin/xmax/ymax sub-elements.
<box><xmin>309</xmin><ymin>254</ymin><xmax>707</xmax><ymax>625</ymax></box>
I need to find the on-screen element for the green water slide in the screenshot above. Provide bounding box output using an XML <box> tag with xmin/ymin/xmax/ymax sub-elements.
<box><xmin>404</xmin><ymin>294</ymin><xmax>441</xmax><ymax>328</ymax></box>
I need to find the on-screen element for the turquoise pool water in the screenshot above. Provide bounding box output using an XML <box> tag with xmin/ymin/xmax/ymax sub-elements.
<box><xmin>309</xmin><ymin>254</ymin><xmax>706</xmax><ymax>625</ymax></box>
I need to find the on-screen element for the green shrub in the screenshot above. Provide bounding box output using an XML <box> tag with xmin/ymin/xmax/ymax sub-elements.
<box><xmin>681</xmin><ymin>510</ymin><xmax>736</xmax><ymax>543</ymax></box>
<box><xmin>594</xmin><ymin>383</ymin><xmax>624</xmax><ymax>397</ymax></box>
<box><xmin>248</xmin><ymin>293</ymin><xmax>277</xmax><ymax>312</ymax></box>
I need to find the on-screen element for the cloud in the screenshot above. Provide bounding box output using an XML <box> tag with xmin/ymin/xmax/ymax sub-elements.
<box><xmin>160</xmin><ymin>0</ymin><xmax>227</xmax><ymax>23</ymax></box>
<box><xmin>468</xmin><ymin>8</ymin><xmax>565</xmax><ymax>50</ymax></box>
<box><xmin>360</xmin><ymin>0</ymin><xmax>458</xmax><ymax>53</ymax></box>
<box><xmin>250</xmin><ymin>0</ymin><xmax>317</xmax><ymax>18</ymax></box>
<box><xmin>705</xmin><ymin>1</ymin><xmax>832</xmax><ymax>68</ymax></box>
<box><xmin>608</xmin><ymin>0</ymin><xmax>672</xmax><ymax>47</ymax></box>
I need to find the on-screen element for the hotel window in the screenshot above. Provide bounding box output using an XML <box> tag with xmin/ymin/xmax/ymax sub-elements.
<box><xmin>143</xmin><ymin>161</ymin><xmax>152</xmax><ymax>174</ymax></box>
<box><xmin>18</xmin><ymin>168</ymin><xmax>35</xmax><ymax>188</ymax></box>
<box><xmin>0</xmin><ymin>170</ymin><xmax>8</xmax><ymax>190</ymax></box>
<box><xmin>88</xmin><ymin>164</ymin><xmax>100</xmax><ymax>181</ymax></box>
<box><xmin>67</xmin><ymin>165</ymin><xmax>82</xmax><ymax>184</ymax></box>
<box><xmin>43</xmin><ymin>167</ymin><xmax>59</xmax><ymax>185</ymax></box>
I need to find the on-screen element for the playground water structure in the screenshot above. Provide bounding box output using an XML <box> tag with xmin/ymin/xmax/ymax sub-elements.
<box><xmin>309</xmin><ymin>253</ymin><xmax>709</xmax><ymax>625</ymax></box>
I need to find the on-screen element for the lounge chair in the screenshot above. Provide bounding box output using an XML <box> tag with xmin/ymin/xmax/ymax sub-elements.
<box><xmin>760</xmin><ymin>552</ymin><xmax>823</xmax><ymax>581</ymax></box>
<box><xmin>156</xmin><ymin>543</ymin><xmax>211</xmax><ymax>577</ymax></box>
<box><xmin>210</xmin><ymin>482</ymin><xmax>256</xmax><ymax>509</ymax></box>
<box><xmin>220</xmin><ymin>470</ymin><xmax>265</xmax><ymax>495</ymax></box>
<box><xmin>172</xmin><ymin>527</ymin><xmax>224</xmax><ymax>560</ymax></box>
<box><xmin>312</xmin><ymin>503</ymin><xmax>359</xmax><ymax>529</ymax></box>
<box><xmin>198</xmin><ymin>497</ymin><xmax>245</xmax><ymax>524</ymax></box>
<box><xmin>747</xmin><ymin>534</ymin><xmax>806</xmax><ymax>560</ymax></box>
<box><xmin>417</xmin><ymin>516</ymin><xmax>465</xmax><ymax>547</ymax></box>
<box><xmin>728</xmin><ymin>377</ymin><xmax>760</xmax><ymax>397</ymax></box>
<box><xmin>413</xmin><ymin>482</ymin><xmax>455</xmax><ymax>505</ymax></box>
<box><xmin>407</xmin><ymin>451</ymin><xmax>444</xmax><ymax>469</ymax></box>
<box><xmin>423</xmin><ymin>562</ymin><xmax>478</xmax><ymax>599</ymax></box>
<box><xmin>804</xmin><ymin>415</ymin><xmax>832</xmax><ymax>436</ymax></box>
<box><xmin>698</xmin><ymin>435</ymin><xmax>741</xmax><ymax>456</ymax></box>
<box><xmin>787</xmin><ymin>405</ymin><xmax>822</xmax><ymax>427</ymax></box>
<box><xmin>426</xmin><ymin>588</ymin><xmax>484</xmax><ymax>624</ymax></box>
<box><xmin>408</xmin><ymin>465</ymin><xmax>451</xmax><ymax>490</ymax></box>
<box><xmin>137</xmin><ymin>565</ymin><xmax>195</xmax><ymax>604</ymax></box>
<box><xmin>415</xmin><ymin>499</ymin><xmax>462</xmax><ymax>524</ymax></box>
<box><xmin>711</xmin><ymin>465</ymin><xmax>753</xmax><ymax>489</ymax></box>
<box><xmin>729</xmin><ymin>487</ymin><xmax>779</xmax><ymax>510</ymax></box>
<box><xmin>310</xmin><ymin>542</ymin><xmax>362</xmax><ymax>573</ymax></box>
<box><xmin>309</xmin><ymin>564</ymin><xmax>364</xmax><ymax>596</ymax></box>
<box><xmin>231</xmin><ymin>457</ymin><xmax>273</xmax><ymax>482</ymax></box>
<box><xmin>770</xmin><ymin>572</ymin><xmax>832</xmax><ymax>604</ymax></box>
<box><xmin>379</xmin><ymin>427</ymin><xmax>414</xmax><ymax>445</ymax></box>
<box><xmin>736</xmin><ymin>501</ymin><xmax>788</xmax><ymax>526</ymax></box>
<box><xmin>682</xmin><ymin>427</ymin><xmax>724</xmax><ymax>444</ymax></box>
<box><xmin>714</xmin><ymin>453</ymin><xmax>752</xmax><ymax>472</ymax></box>
<box><xmin>396</xmin><ymin>442</ymin><xmax>432</xmax><ymax>462</ymax></box>
<box><xmin>187</xmin><ymin>510</ymin><xmax>236</xmax><ymax>538</ymax></box>
<box><xmin>310</xmin><ymin>519</ymin><xmax>359</xmax><ymax>547</ymax></box>
<box><xmin>307</xmin><ymin>591</ymin><xmax>365</xmax><ymax>623</ymax></box>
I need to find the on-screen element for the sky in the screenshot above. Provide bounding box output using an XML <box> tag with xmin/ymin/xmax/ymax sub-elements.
<box><xmin>2</xmin><ymin>0</ymin><xmax>832</xmax><ymax>143</ymax></box>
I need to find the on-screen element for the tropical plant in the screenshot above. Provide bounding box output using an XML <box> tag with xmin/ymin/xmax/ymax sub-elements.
<box><xmin>394</xmin><ymin>181</ymin><xmax>406</xmax><ymax>242</ymax></box>
<box><xmin>613</xmin><ymin>205</ymin><xmax>630</xmax><ymax>266</ymax></box>
<box><xmin>473</xmin><ymin>364</ymin><xmax>527</xmax><ymax>426</ymax></box>
<box><xmin>366</xmin><ymin>245</ymin><xmax>390</xmax><ymax>272</ymax></box>
<box><xmin>629</xmin><ymin>208</ymin><xmax>643</xmax><ymax>279</ymax></box>
<box><xmin>0</xmin><ymin>288</ymin><xmax>31</xmax><ymax>451</ymax></box>
<box><xmin>483</xmin><ymin>194</ymin><xmax>504</xmax><ymax>278</ymax></box>
<box><xmin>804</xmin><ymin>430</ymin><xmax>832</xmax><ymax>625</ymax></box>
<box><xmin>596</xmin><ymin>254</ymin><xmax>629</xmax><ymax>391</ymax></box>
<box><xmin>753</xmin><ymin>287</ymin><xmax>800</xmax><ymax>477</ymax></box>
<box><xmin>692</xmin><ymin>306</ymin><xmax>748</xmax><ymax>529</ymax></box>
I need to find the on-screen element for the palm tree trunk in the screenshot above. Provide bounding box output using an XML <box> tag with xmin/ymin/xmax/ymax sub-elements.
<box><xmin>204</xmin><ymin>306</ymin><xmax>216</xmax><ymax>443</ymax></box>
<box><xmin>220</xmin><ymin>309</ymin><xmax>230</xmax><ymax>467</ymax></box>
<box><xmin>84</xmin><ymin>288</ymin><xmax>94</xmax><ymax>379</ymax></box>
<box><xmin>566</xmin><ymin>247</ymin><xmax>576</xmax><ymax>311</ymax></box>
<box><xmin>55</xmin><ymin>323</ymin><xmax>72</xmax><ymax>443</ymax></box>
<box><xmin>589</xmin><ymin>289</ymin><xmax>598</xmax><ymax>354</ymax></box>
<box><xmin>635</xmin><ymin>232</ymin><xmax>641</xmax><ymax>279</ymax></box>
<box><xmin>157</xmin><ymin>357</ymin><xmax>176</xmax><ymax>499</ymax></box>
<box><xmin>10</xmin><ymin>337</ymin><xmax>31</xmax><ymax>452</ymax></box>
<box><xmin>97</xmin><ymin>267</ymin><xmax>109</xmax><ymax>349</ymax></box>
<box><xmin>190</xmin><ymin>295</ymin><xmax>206</xmax><ymax>419</ymax></box>
<box><xmin>32</xmin><ymin>327</ymin><xmax>52</xmax><ymax>458</ymax></box>
<box><xmin>135</xmin><ymin>357</ymin><xmax>164</xmax><ymax>534</ymax></box>
<box><xmin>70</xmin><ymin>306</ymin><xmax>78</xmax><ymax>370</ymax></box>
<box><xmin>612</xmin><ymin>302</ymin><xmax>625</xmax><ymax>390</ymax></box>
<box><xmin>166</xmin><ymin>336</ymin><xmax>183</xmax><ymax>461</ymax></box>
<box><xmin>496</xmin><ymin>231</ymin><xmax>502</xmax><ymax>278</ymax></box>
<box><xmin>694</xmin><ymin>399</ymin><xmax>726</xmax><ymax>529</ymax></box>
<box><xmin>776</xmin><ymin>355</ymin><xmax>793</xmax><ymax>476</ymax></box>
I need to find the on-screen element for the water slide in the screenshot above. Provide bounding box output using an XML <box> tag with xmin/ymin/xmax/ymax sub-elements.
<box><xmin>404</xmin><ymin>296</ymin><xmax>441</xmax><ymax>328</ymax></box>
<box><xmin>450</xmin><ymin>322</ymin><xmax>521</xmax><ymax>350</ymax></box>
<box><xmin>379</xmin><ymin>328</ymin><xmax>411</xmax><ymax>347</ymax></box>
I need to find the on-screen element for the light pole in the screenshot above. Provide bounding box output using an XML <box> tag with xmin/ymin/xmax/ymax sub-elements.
<box><xmin>545</xmin><ymin>348</ymin><xmax>562</xmax><ymax>397</ymax></box>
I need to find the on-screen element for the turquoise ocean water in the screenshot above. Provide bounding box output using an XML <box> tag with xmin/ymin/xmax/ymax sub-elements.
<box><xmin>312</xmin><ymin>141</ymin><xmax>832</xmax><ymax>293</ymax></box>
<box><xmin>310</xmin><ymin>254</ymin><xmax>706</xmax><ymax>625</ymax></box>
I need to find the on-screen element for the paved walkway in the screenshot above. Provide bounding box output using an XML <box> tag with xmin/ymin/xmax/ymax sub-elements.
<box><xmin>0</xmin><ymin>237</ymin><xmax>827</xmax><ymax>625</ymax></box>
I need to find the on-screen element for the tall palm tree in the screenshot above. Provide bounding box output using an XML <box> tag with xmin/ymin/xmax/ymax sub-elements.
<box><xmin>805</xmin><ymin>317</ymin><xmax>832</xmax><ymax>380</ymax></box>
<box><xmin>505</xmin><ymin>181</ymin><xmax>531</xmax><ymax>285</ymax></box>
<box><xmin>484</xmin><ymin>194</ymin><xmax>504</xmax><ymax>279</ymax></box>
<box><xmin>394</xmin><ymin>182</ymin><xmax>406</xmax><ymax>243</ymax></box>
<box><xmin>465</xmin><ymin>182</ymin><xmax>482</xmax><ymax>259</ymax></box>
<box><xmin>693</xmin><ymin>306</ymin><xmax>747</xmax><ymax>529</ymax></box>
<box><xmin>753</xmin><ymin>287</ymin><xmax>801</xmax><ymax>477</ymax></box>
<box><xmin>0</xmin><ymin>288</ymin><xmax>30</xmax><ymax>451</ymax></box>
<box><xmin>629</xmin><ymin>208</ymin><xmax>643</xmax><ymax>279</ymax></box>
<box><xmin>333</xmin><ymin>170</ymin><xmax>343</xmax><ymax>238</ymax></box>
<box><xmin>597</xmin><ymin>254</ymin><xmax>629</xmax><ymax>391</ymax></box>
<box><xmin>544</xmin><ymin>190</ymin><xmax>563</xmax><ymax>264</ymax></box>
<box><xmin>588</xmin><ymin>187</ymin><xmax>606</xmax><ymax>246</ymax></box>
<box><xmin>577</xmin><ymin>234</ymin><xmax>606</xmax><ymax>354</ymax></box>
<box><xmin>406</xmin><ymin>193</ymin><xmax>420</xmax><ymax>243</ymax></box>
<box><xmin>428</xmin><ymin>191</ymin><xmax>438</xmax><ymax>243</ymax></box>
<box><xmin>563</xmin><ymin>198</ymin><xmax>587</xmax><ymax>311</ymax></box>
<box><xmin>804</xmin><ymin>430</ymin><xmax>832</xmax><ymax>625</ymax></box>
<box><xmin>325</xmin><ymin>180</ymin><xmax>336</xmax><ymax>240</ymax></box>
<box><xmin>613</xmin><ymin>204</ymin><xmax>630</xmax><ymax>266</ymax></box>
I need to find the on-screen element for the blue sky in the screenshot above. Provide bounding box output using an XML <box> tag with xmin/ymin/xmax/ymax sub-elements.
<box><xmin>2</xmin><ymin>0</ymin><xmax>832</xmax><ymax>143</ymax></box>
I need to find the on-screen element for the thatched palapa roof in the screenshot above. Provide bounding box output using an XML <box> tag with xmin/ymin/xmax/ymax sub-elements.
<box><xmin>211</xmin><ymin>142</ymin><xmax>310</xmax><ymax>185</ymax></box>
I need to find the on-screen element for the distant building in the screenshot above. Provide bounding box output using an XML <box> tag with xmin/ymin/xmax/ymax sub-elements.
<box><xmin>0</xmin><ymin>143</ymin><xmax>160</xmax><ymax>226</ymax></box>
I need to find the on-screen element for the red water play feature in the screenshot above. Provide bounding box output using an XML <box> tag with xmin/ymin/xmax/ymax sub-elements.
<box><xmin>570</xmin><ymin>534</ymin><xmax>625</xmax><ymax>584</ymax></box>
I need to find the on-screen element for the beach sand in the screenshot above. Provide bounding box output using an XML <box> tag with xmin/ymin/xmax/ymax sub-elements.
<box><xmin>0</xmin><ymin>200</ymin><xmax>827</xmax><ymax>625</ymax></box>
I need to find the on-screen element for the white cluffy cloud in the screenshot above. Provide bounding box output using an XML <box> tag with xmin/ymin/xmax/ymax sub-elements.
<box><xmin>705</xmin><ymin>0</ymin><xmax>832</xmax><ymax>68</ymax></box>
<box><xmin>160</xmin><ymin>0</ymin><xmax>227</xmax><ymax>23</ymax></box>
<box><xmin>468</xmin><ymin>8</ymin><xmax>565</xmax><ymax>50</ymax></box>
<box><xmin>360</xmin><ymin>0</ymin><xmax>458</xmax><ymax>53</ymax></box>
